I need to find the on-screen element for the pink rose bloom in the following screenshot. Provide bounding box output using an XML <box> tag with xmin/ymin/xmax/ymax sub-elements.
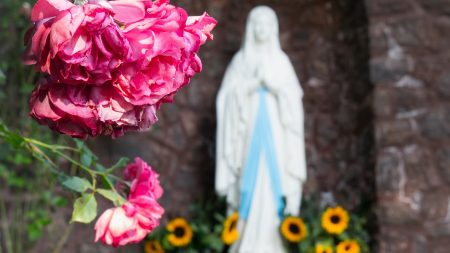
<box><xmin>110</xmin><ymin>0</ymin><xmax>188</xmax><ymax>61</ymax></box>
<box><xmin>95</xmin><ymin>157</ymin><xmax>164</xmax><ymax>247</ymax></box>
<box><xmin>29</xmin><ymin>78</ymin><xmax>99</xmax><ymax>138</ymax></box>
<box><xmin>92</xmin><ymin>84</ymin><xmax>158</xmax><ymax>138</ymax></box>
<box><xmin>24</xmin><ymin>0</ymin><xmax>132</xmax><ymax>84</ymax></box>
<box><xmin>94</xmin><ymin>200</ymin><xmax>163</xmax><ymax>247</ymax></box>
<box><xmin>25</xmin><ymin>0</ymin><xmax>216</xmax><ymax>139</ymax></box>
<box><xmin>124</xmin><ymin>157</ymin><xmax>163</xmax><ymax>199</ymax></box>
<box><xmin>110</xmin><ymin>0</ymin><xmax>217</xmax><ymax>105</ymax></box>
<box><xmin>29</xmin><ymin>78</ymin><xmax>157</xmax><ymax>139</ymax></box>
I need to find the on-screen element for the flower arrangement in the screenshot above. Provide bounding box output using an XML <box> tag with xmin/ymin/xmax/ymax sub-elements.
<box><xmin>142</xmin><ymin>196</ymin><xmax>370</xmax><ymax>253</ymax></box>
<box><xmin>144</xmin><ymin>198</ymin><xmax>226</xmax><ymax>253</ymax></box>
<box><xmin>279</xmin><ymin>196</ymin><xmax>370</xmax><ymax>253</ymax></box>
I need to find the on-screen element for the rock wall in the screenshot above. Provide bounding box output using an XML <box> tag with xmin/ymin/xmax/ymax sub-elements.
<box><xmin>366</xmin><ymin>0</ymin><xmax>450</xmax><ymax>252</ymax></box>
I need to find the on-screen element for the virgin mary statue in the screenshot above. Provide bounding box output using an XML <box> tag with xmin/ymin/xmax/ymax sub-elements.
<box><xmin>215</xmin><ymin>6</ymin><xmax>307</xmax><ymax>253</ymax></box>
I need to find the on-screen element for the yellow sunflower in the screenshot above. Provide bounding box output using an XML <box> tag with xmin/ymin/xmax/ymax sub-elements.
<box><xmin>222</xmin><ymin>212</ymin><xmax>239</xmax><ymax>245</ymax></box>
<box><xmin>336</xmin><ymin>240</ymin><xmax>360</xmax><ymax>253</ymax></box>
<box><xmin>166</xmin><ymin>218</ymin><xmax>193</xmax><ymax>247</ymax></box>
<box><xmin>144</xmin><ymin>240</ymin><xmax>165</xmax><ymax>253</ymax></box>
<box><xmin>280</xmin><ymin>216</ymin><xmax>308</xmax><ymax>243</ymax></box>
<box><xmin>321</xmin><ymin>206</ymin><xmax>349</xmax><ymax>235</ymax></box>
<box><xmin>315</xmin><ymin>244</ymin><xmax>333</xmax><ymax>253</ymax></box>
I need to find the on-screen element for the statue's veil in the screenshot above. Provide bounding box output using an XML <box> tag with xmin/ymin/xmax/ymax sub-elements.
<box><xmin>241</xmin><ymin>6</ymin><xmax>284</xmax><ymax>69</ymax></box>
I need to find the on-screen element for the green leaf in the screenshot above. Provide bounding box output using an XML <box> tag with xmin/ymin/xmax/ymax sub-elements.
<box><xmin>74</xmin><ymin>139</ymin><xmax>97</xmax><ymax>167</ymax></box>
<box><xmin>74</xmin><ymin>139</ymin><xmax>85</xmax><ymax>150</ymax></box>
<box><xmin>81</xmin><ymin>152</ymin><xmax>93</xmax><ymax>167</ymax></box>
<box><xmin>107</xmin><ymin>157</ymin><xmax>129</xmax><ymax>172</ymax></box>
<box><xmin>97</xmin><ymin>189</ymin><xmax>126</xmax><ymax>205</ymax></box>
<box><xmin>96</xmin><ymin>164</ymin><xmax>106</xmax><ymax>172</ymax></box>
<box><xmin>62</xmin><ymin>176</ymin><xmax>92</xmax><ymax>193</ymax></box>
<box><xmin>71</xmin><ymin>193</ymin><xmax>97</xmax><ymax>224</ymax></box>
<box><xmin>0</xmin><ymin>122</ymin><xmax>25</xmax><ymax>148</ymax></box>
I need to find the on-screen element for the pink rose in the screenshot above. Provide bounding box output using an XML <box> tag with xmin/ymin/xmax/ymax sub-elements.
<box><xmin>124</xmin><ymin>157</ymin><xmax>163</xmax><ymax>200</ymax></box>
<box><xmin>29</xmin><ymin>78</ymin><xmax>157</xmax><ymax>139</ymax></box>
<box><xmin>91</xmin><ymin>84</ymin><xmax>158</xmax><ymax>138</ymax></box>
<box><xmin>110</xmin><ymin>0</ymin><xmax>217</xmax><ymax>106</ymax></box>
<box><xmin>112</xmin><ymin>57</ymin><xmax>186</xmax><ymax>105</ymax></box>
<box><xmin>29</xmin><ymin>78</ymin><xmax>99</xmax><ymax>138</ymax></box>
<box><xmin>110</xmin><ymin>0</ymin><xmax>188</xmax><ymax>61</ymax></box>
<box><xmin>25</xmin><ymin>0</ymin><xmax>216</xmax><ymax>139</ymax></box>
<box><xmin>24</xmin><ymin>0</ymin><xmax>132</xmax><ymax>84</ymax></box>
<box><xmin>128</xmin><ymin>195</ymin><xmax>164</xmax><ymax>229</ymax></box>
<box><xmin>95</xmin><ymin>200</ymin><xmax>163</xmax><ymax>247</ymax></box>
<box><xmin>95</xmin><ymin>157</ymin><xmax>164</xmax><ymax>247</ymax></box>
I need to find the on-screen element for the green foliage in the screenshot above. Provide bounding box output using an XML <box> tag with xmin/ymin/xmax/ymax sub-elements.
<box><xmin>71</xmin><ymin>193</ymin><xmax>98</xmax><ymax>224</ymax></box>
<box><xmin>63</xmin><ymin>176</ymin><xmax>93</xmax><ymax>193</ymax></box>
<box><xmin>0</xmin><ymin>120</ymin><xmax>134</xmax><ymax>252</ymax></box>
<box><xmin>97</xmin><ymin>189</ymin><xmax>126</xmax><ymax>206</ymax></box>
<box><xmin>0</xmin><ymin>1</ymin><xmax>134</xmax><ymax>252</ymax></box>
<box><xmin>0</xmin><ymin>1</ymin><xmax>57</xmax><ymax>250</ymax></box>
<box><xmin>25</xmin><ymin>210</ymin><xmax>52</xmax><ymax>241</ymax></box>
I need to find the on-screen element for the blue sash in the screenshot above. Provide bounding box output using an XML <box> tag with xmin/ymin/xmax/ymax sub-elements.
<box><xmin>238</xmin><ymin>88</ymin><xmax>284</xmax><ymax>220</ymax></box>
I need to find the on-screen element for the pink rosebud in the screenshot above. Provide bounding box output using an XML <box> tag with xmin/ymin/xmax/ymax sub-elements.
<box><xmin>25</xmin><ymin>0</ymin><xmax>132</xmax><ymax>84</ymax></box>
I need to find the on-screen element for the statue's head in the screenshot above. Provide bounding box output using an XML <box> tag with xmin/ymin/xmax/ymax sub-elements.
<box><xmin>247</xmin><ymin>6</ymin><xmax>278</xmax><ymax>44</ymax></box>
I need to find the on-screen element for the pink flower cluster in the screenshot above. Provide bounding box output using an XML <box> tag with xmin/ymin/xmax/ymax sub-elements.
<box><xmin>95</xmin><ymin>157</ymin><xmax>164</xmax><ymax>247</ymax></box>
<box><xmin>25</xmin><ymin>0</ymin><xmax>216</xmax><ymax>139</ymax></box>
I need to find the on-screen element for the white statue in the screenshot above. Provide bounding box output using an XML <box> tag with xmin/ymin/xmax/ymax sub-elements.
<box><xmin>215</xmin><ymin>6</ymin><xmax>307</xmax><ymax>253</ymax></box>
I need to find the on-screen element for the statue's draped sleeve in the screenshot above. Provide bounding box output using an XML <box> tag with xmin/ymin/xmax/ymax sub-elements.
<box><xmin>280</xmin><ymin>54</ymin><xmax>307</xmax><ymax>184</ymax></box>
<box><xmin>215</xmin><ymin>53</ymin><xmax>244</xmax><ymax>209</ymax></box>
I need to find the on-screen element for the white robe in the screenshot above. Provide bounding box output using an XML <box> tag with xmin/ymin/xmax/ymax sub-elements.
<box><xmin>215</xmin><ymin>49</ymin><xmax>307</xmax><ymax>252</ymax></box>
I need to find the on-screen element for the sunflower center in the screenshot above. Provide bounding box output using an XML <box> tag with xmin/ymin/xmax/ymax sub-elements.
<box><xmin>174</xmin><ymin>227</ymin><xmax>185</xmax><ymax>238</ymax></box>
<box><xmin>229</xmin><ymin>220</ymin><xmax>237</xmax><ymax>232</ymax></box>
<box><xmin>151</xmin><ymin>244</ymin><xmax>156</xmax><ymax>250</ymax></box>
<box><xmin>288</xmin><ymin>223</ymin><xmax>300</xmax><ymax>234</ymax></box>
<box><xmin>345</xmin><ymin>245</ymin><xmax>351</xmax><ymax>251</ymax></box>
<box><xmin>330</xmin><ymin>215</ymin><xmax>341</xmax><ymax>224</ymax></box>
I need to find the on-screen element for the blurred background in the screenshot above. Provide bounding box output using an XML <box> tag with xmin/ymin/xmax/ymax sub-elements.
<box><xmin>0</xmin><ymin>0</ymin><xmax>449</xmax><ymax>252</ymax></box>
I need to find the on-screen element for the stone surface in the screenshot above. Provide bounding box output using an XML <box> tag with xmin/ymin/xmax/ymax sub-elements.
<box><xmin>367</xmin><ymin>0</ymin><xmax>450</xmax><ymax>251</ymax></box>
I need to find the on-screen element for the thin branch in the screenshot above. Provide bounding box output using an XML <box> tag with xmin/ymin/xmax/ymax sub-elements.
<box><xmin>51</xmin><ymin>224</ymin><xmax>74</xmax><ymax>253</ymax></box>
